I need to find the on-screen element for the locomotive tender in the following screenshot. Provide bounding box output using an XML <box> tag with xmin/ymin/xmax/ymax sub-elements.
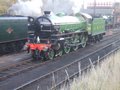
<box><xmin>27</xmin><ymin>11</ymin><xmax>106</xmax><ymax>60</ymax></box>
<box><xmin>0</xmin><ymin>16</ymin><xmax>28</xmax><ymax>55</ymax></box>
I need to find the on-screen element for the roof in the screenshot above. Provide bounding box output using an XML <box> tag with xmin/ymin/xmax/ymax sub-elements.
<box><xmin>80</xmin><ymin>13</ymin><xmax>92</xmax><ymax>19</ymax></box>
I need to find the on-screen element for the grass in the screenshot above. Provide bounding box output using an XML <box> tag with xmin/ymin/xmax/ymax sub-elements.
<box><xmin>61</xmin><ymin>50</ymin><xmax>120</xmax><ymax>90</ymax></box>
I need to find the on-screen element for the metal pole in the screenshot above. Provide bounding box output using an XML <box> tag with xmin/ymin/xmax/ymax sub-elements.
<box><xmin>52</xmin><ymin>0</ymin><xmax>54</xmax><ymax>12</ymax></box>
<box><xmin>93</xmin><ymin>0</ymin><xmax>96</xmax><ymax>17</ymax></box>
<box><xmin>113</xmin><ymin>1</ymin><xmax>115</xmax><ymax>28</ymax></box>
<box><xmin>83</xmin><ymin>0</ymin><xmax>84</xmax><ymax>9</ymax></box>
<box><xmin>113</xmin><ymin>0</ymin><xmax>116</xmax><ymax>28</ymax></box>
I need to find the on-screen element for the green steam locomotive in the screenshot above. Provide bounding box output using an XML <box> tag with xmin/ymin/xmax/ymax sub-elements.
<box><xmin>27</xmin><ymin>11</ymin><xmax>105</xmax><ymax>60</ymax></box>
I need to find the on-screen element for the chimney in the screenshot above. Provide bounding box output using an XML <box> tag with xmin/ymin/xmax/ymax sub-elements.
<box><xmin>44</xmin><ymin>11</ymin><xmax>51</xmax><ymax>15</ymax></box>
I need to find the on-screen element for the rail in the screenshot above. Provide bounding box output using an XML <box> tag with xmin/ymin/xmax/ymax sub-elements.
<box><xmin>14</xmin><ymin>39</ymin><xmax>120</xmax><ymax>90</ymax></box>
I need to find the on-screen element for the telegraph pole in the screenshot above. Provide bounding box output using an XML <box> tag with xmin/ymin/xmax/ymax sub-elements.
<box><xmin>113</xmin><ymin>1</ymin><xmax>116</xmax><ymax>28</ymax></box>
<box><xmin>93</xmin><ymin>0</ymin><xmax>96</xmax><ymax>17</ymax></box>
<box><xmin>52</xmin><ymin>0</ymin><xmax>54</xmax><ymax>13</ymax></box>
<box><xmin>82</xmin><ymin>0</ymin><xmax>84</xmax><ymax>9</ymax></box>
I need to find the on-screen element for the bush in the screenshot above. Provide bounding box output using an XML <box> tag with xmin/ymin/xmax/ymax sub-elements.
<box><xmin>0</xmin><ymin>0</ymin><xmax>16</xmax><ymax>15</ymax></box>
<box><xmin>61</xmin><ymin>51</ymin><xmax>120</xmax><ymax>90</ymax></box>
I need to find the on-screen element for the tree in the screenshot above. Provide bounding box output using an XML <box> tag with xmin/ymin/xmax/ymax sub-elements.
<box><xmin>0</xmin><ymin>0</ymin><xmax>16</xmax><ymax>15</ymax></box>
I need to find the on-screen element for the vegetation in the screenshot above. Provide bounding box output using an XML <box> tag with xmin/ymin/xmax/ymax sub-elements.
<box><xmin>61</xmin><ymin>50</ymin><xmax>120</xmax><ymax>90</ymax></box>
<box><xmin>0</xmin><ymin>0</ymin><xmax>16</xmax><ymax>15</ymax></box>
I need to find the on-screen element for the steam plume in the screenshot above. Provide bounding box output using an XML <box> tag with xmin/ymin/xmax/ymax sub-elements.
<box><xmin>8</xmin><ymin>0</ymin><xmax>43</xmax><ymax>16</ymax></box>
<box><xmin>43</xmin><ymin>0</ymin><xmax>83</xmax><ymax>14</ymax></box>
<box><xmin>8</xmin><ymin>0</ymin><xmax>83</xmax><ymax>16</ymax></box>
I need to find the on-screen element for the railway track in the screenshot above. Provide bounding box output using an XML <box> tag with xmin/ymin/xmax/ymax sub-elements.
<box><xmin>0</xmin><ymin>58</ymin><xmax>48</xmax><ymax>81</ymax></box>
<box><xmin>0</xmin><ymin>29</ymin><xmax>120</xmax><ymax>82</ymax></box>
<box><xmin>15</xmin><ymin>37</ymin><xmax>120</xmax><ymax>90</ymax></box>
<box><xmin>0</xmin><ymin>29</ymin><xmax>119</xmax><ymax>90</ymax></box>
<box><xmin>0</xmin><ymin>48</ymin><xmax>26</xmax><ymax>57</ymax></box>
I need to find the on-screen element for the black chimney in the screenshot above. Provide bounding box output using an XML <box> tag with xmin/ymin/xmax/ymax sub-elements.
<box><xmin>44</xmin><ymin>11</ymin><xmax>51</xmax><ymax>15</ymax></box>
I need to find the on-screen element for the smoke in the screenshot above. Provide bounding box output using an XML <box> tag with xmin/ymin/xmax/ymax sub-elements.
<box><xmin>43</xmin><ymin>0</ymin><xmax>83</xmax><ymax>14</ymax></box>
<box><xmin>8</xmin><ymin>0</ymin><xmax>83</xmax><ymax>16</ymax></box>
<box><xmin>8</xmin><ymin>0</ymin><xmax>43</xmax><ymax>16</ymax></box>
<box><xmin>71</xmin><ymin>0</ymin><xmax>83</xmax><ymax>13</ymax></box>
<box><xmin>43</xmin><ymin>0</ymin><xmax>73</xmax><ymax>14</ymax></box>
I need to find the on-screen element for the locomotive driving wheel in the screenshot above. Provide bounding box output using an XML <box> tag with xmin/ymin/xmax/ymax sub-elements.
<box><xmin>46</xmin><ymin>48</ymin><xmax>55</xmax><ymax>60</ymax></box>
<box><xmin>72</xmin><ymin>35</ymin><xmax>79</xmax><ymax>51</ymax></box>
<box><xmin>54</xmin><ymin>43</ymin><xmax>63</xmax><ymax>57</ymax></box>
<box><xmin>32</xmin><ymin>49</ymin><xmax>40</xmax><ymax>60</ymax></box>
<box><xmin>80</xmin><ymin>33</ymin><xmax>88</xmax><ymax>48</ymax></box>
<box><xmin>57</xmin><ymin>48</ymin><xmax>63</xmax><ymax>57</ymax></box>
<box><xmin>64</xmin><ymin>39</ymin><xmax>71</xmax><ymax>54</ymax></box>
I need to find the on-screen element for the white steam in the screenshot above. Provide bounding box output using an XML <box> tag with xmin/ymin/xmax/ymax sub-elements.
<box><xmin>71</xmin><ymin>0</ymin><xmax>83</xmax><ymax>13</ymax></box>
<box><xmin>43</xmin><ymin>0</ymin><xmax>83</xmax><ymax>14</ymax></box>
<box><xmin>8</xmin><ymin>0</ymin><xmax>83</xmax><ymax>16</ymax></box>
<box><xmin>43</xmin><ymin>0</ymin><xmax>73</xmax><ymax>14</ymax></box>
<box><xmin>8</xmin><ymin>0</ymin><xmax>43</xmax><ymax>16</ymax></box>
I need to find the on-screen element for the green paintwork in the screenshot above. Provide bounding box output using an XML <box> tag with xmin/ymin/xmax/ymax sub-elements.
<box><xmin>60</xmin><ymin>16</ymin><xmax>86</xmax><ymax>33</ymax></box>
<box><xmin>91</xmin><ymin>18</ymin><xmax>105</xmax><ymax>36</ymax></box>
<box><xmin>48</xmin><ymin>14</ymin><xmax>87</xmax><ymax>33</ymax></box>
<box><xmin>40</xmin><ymin>13</ymin><xmax>105</xmax><ymax>38</ymax></box>
<box><xmin>59</xmin><ymin>22</ymin><xmax>86</xmax><ymax>33</ymax></box>
<box><xmin>87</xmin><ymin>23</ymin><xmax>92</xmax><ymax>34</ymax></box>
<box><xmin>0</xmin><ymin>17</ymin><xmax>28</xmax><ymax>43</ymax></box>
<box><xmin>56</xmin><ymin>13</ymin><xmax>66</xmax><ymax>17</ymax></box>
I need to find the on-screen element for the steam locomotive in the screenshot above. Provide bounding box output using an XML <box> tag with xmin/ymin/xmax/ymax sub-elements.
<box><xmin>27</xmin><ymin>11</ymin><xmax>106</xmax><ymax>60</ymax></box>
